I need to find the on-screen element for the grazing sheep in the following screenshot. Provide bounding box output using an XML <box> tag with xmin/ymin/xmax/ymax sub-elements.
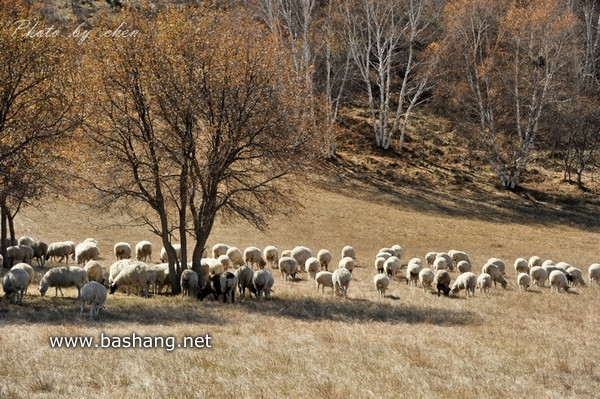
<box><xmin>79</xmin><ymin>281</ymin><xmax>107</xmax><ymax>320</ymax></box>
<box><xmin>278</xmin><ymin>257</ymin><xmax>298</xmax><ymax>281</ymax></box>
<box><xmin>477</xmin><ymin>273</ymin><xmax>492</xmax><ymax>294</ymax></box>
<box><xmin>433</xmin><ymin>270</ymin><xmax>451</xmax><ymax>297</ymax></box>
<box><xmin>10</xmin><ymin>263</ymin><xmax>34</xmax><ymax>294</ymax></box>
<box><xmin>6</xmin><ymin>245</ymin><xmax>34</xmax><ymax>268</ymax></box>
<box><xmin>517</xmin><ymin>273</ymin><xmax>531</xmax><ymax>291</ymax></box>
<box><xmin>84</xmin><ymin>260</ymin><xmax>105</xmax><ymax>284</ymax></box>
<box><xmin>152</xmin><ymin>263</ymin><xmax>171</xmax><ymax>294</ymax></box>
<box><xmin>212</xmin><ymin>243</ymin><xmax>230</xmax><ymax>258</ymax></box>
<box><xmin>405</xmin><ymin>261</ymin><xmax>422</xmax><ymax>287</ymax></box>
<box><xmin>305</xmin><ymin>257</ymin><xmax>321</xmax><ymax>280</ymax></box>
<box><xmin>528</xmin><ymin>256</ymin><xmax>543</xmax><ymax>269</ymax></box>
<box><xmin>197</xmin><ymin>272</ymin><xmax>238</xmax><ymax>303</ymax></box>
<box><xmin>437</xmin><ymin>253</ymin><xmax>454</xmax><ymax>271</ymax></box>
<box><xmin>226</xmin><ymin>247</ymin><xmax>244</xmax><ymax>268</ymax></box>
<box><xmin>383</xmin><ymin>256</ymin><xmax>400</xmax><ymax>277</ymax></box>
<box><xmin>31</xmin><ymin>241</ymin><xmax>48</xmax><ymax>268</ymax></box>
<box><xmin>482</xmin><ymin>263</ymin><xmax>508</xmax><ymax>289</ymax></box>
<box><xmin>18</xmin><ymin>236</ymin><xmax>35</xmax><ymax>247</ymax></box>
<box><xmin>316</xmin><ymin>249</ymin><xmax>332</xmax><ymax>271</ymax></box>
<box><xmin>291</xmin><ymin>246</ymin><xmax>312</xmax><ymax>271</ymax></box>
<box><xmin>135</xmin><ymin>241</ymin><xmax>153</xmax><ymax>262</ymax></box>
<box><xmin>514</xmin><ymin>258</ymin><xmax>530</xmax><ymax>275</ymax></box>
<box><xmin>38</xmin><ymin>266</ymin><xmax>89</xmax><ymax>298</ymax></box>
<box><xmin>217</xmin><ymin>254</ymin><xmax>232</xmax><ymax>271</ymax></box>
<box><xmin>341</xmin><ymin>245</ymin><xmax>356</xmax><ymax>260</ymax></box>
<box><xmin>263</xmin><ymin>246</ymin><xmax>279</xmax><ymax>269</ymax></box>
<box><xmin>315</xmin><ymin>271</ymin><xmax>334</xmax><ymax>294</ymax></box>
<box><xmin>588</xmin><ymin>264</ymin><xmax>600</xmax><ymax>286</ymax></box>
<box><xmin>379</xmin><ymin>247</ymin><xmax>396</xmax><ymax>257</ymax></box>
<box><xmin>251</xmin><ymin>269</ymin><xmax>275</xmax><ymax>300</ymax></box>
<box><xmin>450</xmin><ymin>272</ymin><xmax>477</xmax><ymax>298</ymax></box>
<box><xmin>109</xmin><ymin>261</ymin><xmax>157</xmax><ymax>297</ymax></box>
<box><xmin>75</xmin><ymin>241</ymin><xmax>100</xmax><ymax>265</ymax></box>
<box><xmin>373</xmin><ymin>273</ymin><xmax>390</xmax><ymax>298</ymax></box>
<box><xmin>375</xmin><ymin>252</ymin><xmax>392</xmax><ymax>261</ymax></box>
<box><xmin>433</xmin><ymin>256</ymin><xmax>447</xmax><ymax>273</ymax></box>
<box><xmin>114</xmin><ymin>242</ymin><xmax>132</xmax><ymax>260</ymax></box>
<box><xmin>566</xmin><ymin>267</ymin><xmax>585</xmax><ymax>287</ymax></box>
<box><xmin>456</xmin><ymin>260</ymin><xmax>472</xmax><ymax>274</ymax></box>
<box><xmin>281</xmin><ymin>249</ymin><xmax>292</xmax><ymax>258</ymax></box>
<box><xmin>549</xmin><ymin>270</ymin><xmax>570</xmax><ymax>293</ymax></box>
<box><xmin>449</xmin><ymin>250</ymin><xmax>471</xmax><ymax>269</ymax></box>
<box><xmin>418</xmin><ymin>268</ymin><xmax>435</xmax><ymax>293</ymax></box>
<box><xmin>160</xmin><ymin>244</ymin><xmax>182</xmax><ymax>264</ymax></box>
<box><xmin>180</xmin><ymin>269</ymin><xmax>199</xmax><ymax>297</ymax></box>
<box><xmin>542</xmin><ymin>260</ymin><xmax>556</xmax><ymax>268</ymax></box>
<box><xmin>201</xmin><ymin>257</ymin><xmax>225</xmax><ymax>276</ymax></box>
<box><xmin>332</xmin><ymin>267</ymin><xmax>352</xmax><ymax>298</ymax></box>
<box><xmin>391</xmin><ymin>245</ymin><xmax>403</xmax><ymax>260</ymax></box>
<box><xmin>234</xmin><ymin>265</ymin><xmax>255</xmax><ymax>298</ymax></box>
<box><xmin>108</xmin><ymin>259</ymin><xmax>132</xmax><ymax>285</ymax></box>
<box><xmin>425</xmin><ymin>252</ymin><xmax>438</xmax><ymax>267</ymax></box>
<box><xmin>375</xmin><ymin>256</ymin><xmax>387</xmax><ymax>274</ymax></box>
<box><xmin>45</xmin><ymin>241</ymin><xmax>74</xmax><ymax>264</ymax></box>
<box><xmin>2</xmin><ymin>269</ymin><xmax>30</xmax><ymax>305</ymax></box>
<box><xmin>339</xmin><ymin>256</ymin><xmax>356</xmax><ymax>274</ymax></box>
<box><xmin>530</xmin><ymin>266</ymin><xmax>549</xmax><ymax>287</ymax></box>
<box><xmin>244</xmin><ymin>246</ymin><xmax>266</xmax><ymax>269</ymax></box>
<box><xmin>487</xmin><ymin>258</ymin><xmax>506</xmax><ymax>275</ymax></box>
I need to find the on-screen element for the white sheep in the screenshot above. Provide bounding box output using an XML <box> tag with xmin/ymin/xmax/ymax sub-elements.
<box><xmin>588</xmin><ymin>264</ymin><xmax>600</xmax><ymax>286</ymax></box>
<box><xmin>487</xmin><ymin>258</ymin><xmax>506</xmax><ymax>275</ymax></box>
<box><xmin>450</xmin><ymin>272</ymin><xmax>476</xmax><ymax>298</ymax></box>
<box><xmin>263</xmin><ymin>246</ymin><xmax>279</xmax><ymax>269</ymax></box>
<box><xmin>153</xmin><ymin>263</ymin><xmax>171</xmax><ymax>294</ymax></box>
<box><xmin>375</xmin><ymin>252</ymin><xmax>392</xmax><ymax>261</ymax></box>
<box><xmin>212</xmin><ymin>243</ymin><xmax>230</xmax><ymax>258</ymax></box>
<box><xmin>79</xmin><ymin>281</ymin><xmax>107</xmax><ymax>320</ymax></box>
<box><xmin>75</xmin><ymin>241</ymin><xmax>100</xmax><ymax>265</ymax></box>
<box><xmin>10</xmin><ymin>263</ymin><xmax>34</xmax><ymax>294</ymax></box>
<box><xmin>84</xmin><ymin>260</ymin><xmax>105</xmax><ymax>284</ymax></box>
<box><xmin>513</xmin><ymin>258</ymin><xmax>528</xmax><ymax>275</ymax></box>
<box><xmin>481</xmin><ymin>263</ymin><xmax>507</xmax><ymax>289</ymax></box>
<box><xmin>449</xmin><ymin>250</ymin><xmax>471</xmax><ymax>268</ymax></box>
<box><xmin>436</xmin><ymin>253</ymin><xmax>454</xmax><ymax>272</ymax></box>
<box><xmin>202</xmin><ymin>257</ymin><xmax>225</xmax><ymax>276</ymax></box>
<box><xmin>530</xmin><ymin>266</ymin><xmax>548</xmax><ymax>287</ymax></box>
<box><xmin>160</xmin><ymin>244</ymin><xmax>182</xmax><ymax>263</ymax></box>
<box><xmin>251</xmin><ymin>269</ymin><xmax>274</xmax><ymax>300</ymax></box>
<box><xmin>2</xmin><ymin>269</ymin><xmax>29</xmax><ymax>305</ymax></box>
<box><xmin>305</xmin><ymin>257</ymin><xmax>321</xmax><ymax>280</ymax></box>
<box><xmin>278</xmin><ymin>257</ymin><xmax>298</xmax><ymax>281</ymax></box>
<box><xmin>217</xmin><ymin>254</ymin><xmax>232</xmax><ymax>271</ymax></box>
<box><xmin>45</xmin><ymin>241</ymin><xmax>74</xmax><ymax>264</ymax></box>
<box><xmin>281</xmin><ymin>249</ymin><xmax>292</xmax><ymax>258</ymax></box>
<box><xmin>38</xmin><ymin>266</ymin><xmax>89</xmax><ymax>298</ymax></box>
<box><xmin>6</xmin><ymin>245</ymin><xmax>34</xmax><ymax>268</ymax></box>
<box><xmin>425</xmin><ymin>252</ymin><xmax>438</xmax><ymax>266</ymax></box>
<box><xmin>108</xmin><ymin>259</ymin><xmax>131</xmax><ymax>285</ymax></box>
<box><xmin>528</xmin><ymin>256</ymin><xmax>543</xmax><ymax>269</ymax></box>
<box><xmin>383</xmin><ymin>256</ymin><xmax>400</xmax><ymax>277</ymax></box>
<box><xmin>549</xmin><ymin>270</ymin><xmax>570</xmax><ymax>293</ymax></box>
<box><xmin>456</xmin><ymin>260</ymin><xmax>472</xmax><ymax>274</ymax></box>
<box><xmin>517</xmin><ymin>273</ymin><xmax>531</xmax><ymax>291</ymax></box>
<box><xmin>198</xmin><ymin>271</ymin><xmax>238</xmax><ymax>303</ymax></box>
<box><xmin>109</xmin><ymin>261</ymin><xmax>156</xmax><ymax>298</ymax></box>
<box><xmin>375</xmin><ymin>256</ymin><xmax>387</xmax><ymax>274</ymax></box>
<box><xmin>566</xmin><ymin>267</ymin><xmax>585</xmax><ymax>287</ymax></box>
<box><xmin>180</xmin><ymin>269</ymin><xmax>199</xmax><ymax>297</ymax></box>
<box><xmin>244</xmin><ymin>246</ymin><xmax>266</xmax><ymax>269</ymax></box>
<box><xmin>234</xmin><ymin>265</ymin><xmax>255</xmax><ymax>298</ymax></box>
<box><xmin>433</xmin><ymin>256</ymin><xmax>447</xmax><ymax>273</ymax></box>
<box><xmin>339</xmin><ymin>256</ymin><xmax>356</xmax><ymax>274</ymax></box>
<box><xmin>477</xmin><ymin>273</ymin><xmax>492</xmax><ymax>294</ymax></box>
<box><xmin>391</xmin><ymin>245</ymin><xmax>403</xmax><ymax>260</ymax></box>
<box><xmin>315</xmin><ymin>271</ymin><xmax>334</xmax><ymax>294</ymax></box>
<box><xmin>542</xmin><ymin>259</ymin><xmax>556</xmax><ymax>268</ymax></box>
<box><xmin>135</xmin><ymin>240</ymin><xmax>153</xmax><ymax>262</ymax></box>
<box><xmin>291</xmin><ymin>246</ymin><xmax>312</xmax><ymax>270</ymax></box>
<box><xmin>114</xmin><ymin>242</ymin><xmax>132</xmax><ymax>260</ymax></box>
<box><xmin>418</xmin><ymin>268</ymin><xmax>435</xmax><ymax>293</ymax></box>
<box><xmin>373</xmin><ymin>273</ymin><xmax>390</xmax><ymax>298</ymax></box>
<box><xmin>379</xmin><ymin>247</ymin><xmax>396</xmax><ymax>257</ymax></box>
<box><xmin>405</xmin><ymin>261</ymin><xmax>422</xmax><ymax>287</ymax></box>
<box><xmin>18</xmin><ymin>236</ymin><xmax>35</xmax><ymax>247</ymax></box>
<box><xmin>341</xmin><ymin>245</ymin><xmax>356</xmax><ymax>260</ymax></box>
<box><xmin>226</xmin><ymin>247</ymin><xmax>244</xmax><ymax>268</ymax></box>
<box><xmin>316</xmin><ymin>249</ymin><xmax>332</xmax><ymax>271</ymax></box>
<box><xmin>332</xmin><ymin>267</ymin><xmax>352</xmax><ymax>298</ymax></box>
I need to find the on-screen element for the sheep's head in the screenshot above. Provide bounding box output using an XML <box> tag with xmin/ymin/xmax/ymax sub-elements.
<box><xmin>38</xmin><ymin>283</ymin><xmax>48</xmax><ymax>297</ymax></box>
<box><xmin>196</xmin><ymin>283</ymin><xmax>214</xmax><ymax>301</ymax></box>
<box><xmin>109</xmin><ymin>284</ymin><xmax>118</xmax><ymax>294</ymax></box>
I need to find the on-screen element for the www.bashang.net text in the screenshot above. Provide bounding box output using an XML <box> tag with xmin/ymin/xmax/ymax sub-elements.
<box><xmin>49</xmin><ymin>332</ymin><xmax>212</xmax><ymax>352</ymax></box>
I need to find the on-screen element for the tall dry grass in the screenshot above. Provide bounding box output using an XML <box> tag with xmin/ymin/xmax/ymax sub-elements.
<box><xmin>1</xmin><ymin>185</ymin><xmax>600</xmax><ymax>398</ymax></box>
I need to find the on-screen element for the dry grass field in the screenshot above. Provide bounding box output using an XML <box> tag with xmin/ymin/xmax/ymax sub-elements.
<box><xmin>2</xmin><ymin>170</ymin><xmax>600</xmax><ymax>398</ymax></box>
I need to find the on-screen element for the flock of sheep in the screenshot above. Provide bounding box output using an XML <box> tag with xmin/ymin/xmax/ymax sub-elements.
<box><xmin>2</xmin><ymin>235</ymin><xmax>600</xmax><ymax>320</ymax></box>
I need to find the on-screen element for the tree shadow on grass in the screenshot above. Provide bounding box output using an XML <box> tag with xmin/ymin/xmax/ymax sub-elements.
<box><xmin>237</xmin><ymin>296</ymin><xmax>484</xmax><ymax>327</ymax></box>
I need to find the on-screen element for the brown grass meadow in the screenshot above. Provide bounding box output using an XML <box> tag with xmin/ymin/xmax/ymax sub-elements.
<box><xmin>2</xmin><ymin>175</ymin><xmax>600</xmax><ymax>398</ymax></box>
